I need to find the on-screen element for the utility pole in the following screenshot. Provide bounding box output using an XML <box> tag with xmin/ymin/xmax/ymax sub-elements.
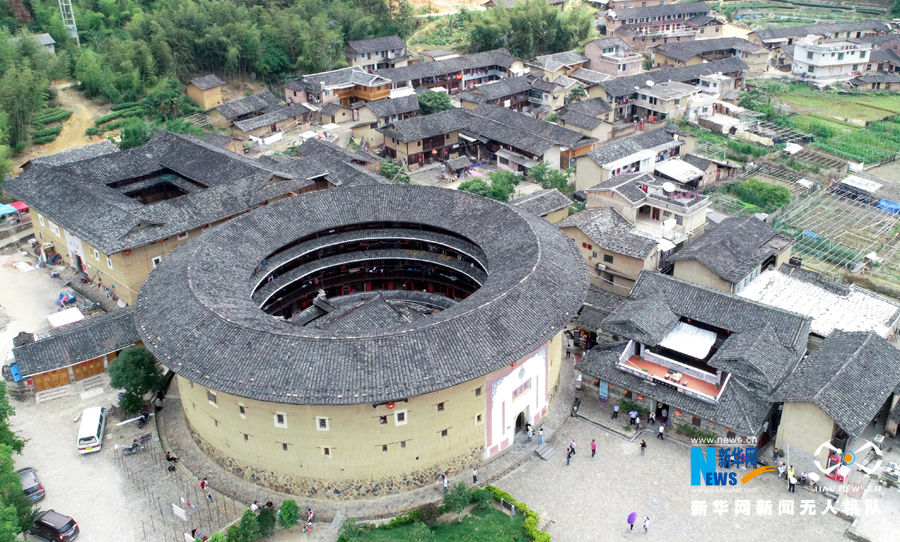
<box><xmin>58</xmin><ymin>0</ymin><xmax>80</xmax><ymax>46</ymax></box>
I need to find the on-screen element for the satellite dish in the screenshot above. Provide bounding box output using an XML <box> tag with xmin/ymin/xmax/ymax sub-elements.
<box><xmin>662</xmin><ymin>182</ymin><xmax>676</xmax><ymax>193</ymax></box>
<box><xmin>646</xmin><ymin>81</ymin><xmax>655</xmax><ymax>87</ymax></box>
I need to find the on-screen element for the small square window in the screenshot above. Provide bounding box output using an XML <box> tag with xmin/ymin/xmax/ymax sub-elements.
<box><xmin>49</xmin><ymin>222</ymin><xmax>60</xmax><ymax>236</ymax></box>
<box><xmin>437</xmin><ymin>402</ymin><xmax>445</xmax><ymax>412</ymax></box>
<box><xmin>380</xmin><ymin>416</ymin><xmax>387</xmax><ymax>425</ymax></box>
<box><xmin>38</xmin><ymin>214</ymin><xmax>45</xmax><ymax>227</ymax></box>
<box><xmin>592</xmin><ymin>251</ymin><xmax>597</xmax><ymax>259</ymax></box>
<box><xmin>243</xmin><ymin>433</ymin><xmax>249</xmax><ymax>441</ymax></box>
<box><xmin>401</xmin><ymin>441</ymin><xmax>406</xmax><ymax>448</ymax></box>
<box><xmin>282</xmin><ymin>443</ymin><xmax>288</xmax><ymax>451</ymax></box>
<box><xmin>277</xmin><ymin>414</ymin><xmax>285</xmax><ymax>424</ymax></box>
<box><xmin>317</xmin><ymin>417</ymin><xmax>330</xmax><ymax>431</ymax></box>
<box><xmin>476</xmin><ymin>413</ymin><xmax>483</xmax><ymax>424</ymax></box>
<box><xmin>475</xmin><ymin>387</ymin><xmax>482</xmax><ymax>397</ymax></box>
<box><xmin>275</xmin><ymin>412</ymin><xmax>287</xmax><ymax>428</ymax></box>
<box><xmin>323</xmin><ymin>447</ymin><xmax>331</xmax><ymax>456</ymax></box>
<box><xmin>239</xmin><ymin>404</ymin><xmax>246</xmax><ymax>418</ymax></box>
<box><xmin>441</xmin><ymin>429</ymin><xmax>448</xmax><ymax>437</ymax></box>
<box><xmin>207</xmin><ymin>390</ymin><xmax>217</xmax><ymax>406</ymax></box>
<box><xmin>106</xmin><ymin>256</ymin><xmax>113</xmax><ymax>270</ymax></box>
<box><xmin>395</xmin><ymin>410</ymin><xmax>407</xmax><ymax>426</ymax></box>
<box><xmin>177</xmin><ymin>232</ymin><xmax>188</xmax><ymax>240</ymax></box>
<box><xmin>152</xmin><ymin>256</ymin><xmax>162</xmax><ymax>268</ymax></box>
<box><xmin>92</xmin><ymin>249</ymin><xmax>100</xmax><ymax>260</ymax></box>
<box><xmin>382</xmin><ymin>445</ymin><xmax>388</xmax><ymax>452</ymax></box>
<box><xmin>603</xmin><ymin>254</ymin><xmax>614</xmax><ymax>264</ymax></box>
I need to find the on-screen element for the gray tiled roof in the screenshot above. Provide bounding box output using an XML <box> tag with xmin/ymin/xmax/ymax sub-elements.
<box><xmin>686</xmin><ymin>15</ymin><xmax>719</xmax><ymax>27</ymax></box>
<box><xmin>200</xmin><ymin>132</ymin><xmax>236</xmax><ymax>148</ymax></box>
<box><xmin>575</xmin><ymin>286</ymin><xmax>626</xmax><ymax>331</ymax></box>
<box><xmin>599</xmin><ymin>57</ymin><xmax>748</xmax><ymax>97</ymax></box>
<box><xmin>584</xmin><ymin>126</ymin><xmax>689</xmax><ymax>167</ymax></box>
<box><xmin>565</xmin><ymin>98</ymin><xmax>613</xmax><ymax>117</ymax></box>
<box><xmin>527</xmin><ymin>51</ymin><xmax>589</xmax><ymax>73</ymax></box>
<box><xmin>286</xmin><ymin>67</ymin><xmax>391</xmax><ymax>93</ymax></box>
<box><xmin>589</xmin><ymin>37</ymin><xmax>635</xmax><ymax>52</ymax></box>
<box><xmin>870</xmin><ymin>48</ymin><xmax>900</xmax><ymax>65</ymax></box>
<box><xmin>315</xmin><ymin>293</ymin><xmax>408</xmax><ymax>332</ymax></box>
<box><xmin>133</xmin><ymin>185</ymin><xmax>589</xmax><ymax>405</ymax></box>
<box><xmin>509</xmin><ymin>189</ymin><xmax>571</xmax><ymax>217</ymax></box>
<box><xmin>667</xmin><ymin>217</ymin><xmax>793</xmax><ymax>283</ymax></box>
<box><xmin>772</xmin><ymin>330</ymin><xmax>900</xmax><ymax>438</ymax></box>
<box><xmin>379</xmin><ymin>108</ymin><xmax>471</xmax><ymax>142</ymax></box>
<box><xmin>4</xmin><ymin>131</ymin><xmax>383</xmax><ymax>254</ymax></box>
<box><xmin>859</xmin><ymin>34</ymin><xmax>900</xmax><ymax>45</ymax></box>
<box><xmin>558</xmin><ymin>110</ymin><xmax>603</xmax><ymax>130</ymax></box>
<box><xmin>851</xmin><ymin>74</ymin><xmax>900</xmax><ymax>84</ymax></box>
<box><xmin>586</xmin><ymin>172</ymin><xmax>657</xmax><ymax>204</ymax></box>
<box><xmin>576</xmin><ymin>344</ymin><xmax>770</xmax><ymax>435</ymax></box>
<box><xmin>11</xmin><ymin>307</ymin><xmax>139</xmax><ymax>377</ymax></box>
<box><xmin>24</xmin><ymin>140</ymin><xmax>120</xmax><ymax>167</ymax></box>
<box><xmin>651</xmin><ymin>37</ymin><xmax>764</xmax><ymax>62</ymax></box>
<box><xmin>346</xmin><ymin>35</ymin><xmax>406</xmax><ymax>54</ymax></box>
<box><xmin>682</xmin><ymin>153</ymin><xmax>714</xmax><ymax>171</ymax></box>
<box><xmin>570</xmin><ymin>68</ymin><xmax>615</xmax><ymax>85</ymax></box>
<box><xmin>601</xmin><ymin>272</ymin><xmax>811</xmax><ymax>392</ymax></box>
<box><xmin>608</xmin><ymin>2</ymin><xmax>709</xmax><ymax>20</ymax></box>
<box><xmin>458</xmin><ymin>75</ymin><xmax>536</xmax><ymax>103</ymax></box>
<box><xmin>189</xmin><ymin>75</ymin><xmax>225</xmax><ymax>90</ymax></box>
<box><xmin>363</xmin><ymin>94</ymin><xmax>420</xmax><ymax>118</ymax></box>
<box><xmin>320</xmin><ymin>102</ymin><xmax>346</xmax><ymax>116</ymax></box>
<box><xmin>754</xmin><ymin>20</ymin><xmax>891</xmax><ymax>41</ymax></box>
<box><xmin>214</xmin><ymin>91</ymin><xmax>281</xmax><ymax>120</ymax></box>
<box><xmin>374</xmin><ymin>49</ymin><xmax>520</xmax><ymax>83</ymax></box>
<box><xmin>234</xmin><ymin>103</ymin><xmax>312</xmax><ymax>132</ymax></box>
<box><xmin>559</xmin><ymin>207</ymin><xmax>658</xmax><ymax>259</ymax></box>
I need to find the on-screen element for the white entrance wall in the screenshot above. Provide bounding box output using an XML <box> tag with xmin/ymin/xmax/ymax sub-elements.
<box><xmin>485</xmin><ymin>344</ymin><xmax>549</xmax><ymax>457</ymax></box>
<box><xmin>64</xmin><ymin>231</ymin><xmax>86</xmax><ymax>272</ymax></box>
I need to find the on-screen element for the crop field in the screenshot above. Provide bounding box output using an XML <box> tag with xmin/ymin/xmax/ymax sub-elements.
<box><xmin>762</xmin><ymin>84</ymin><xmax>900</xmax><ymax>124</ymax></box>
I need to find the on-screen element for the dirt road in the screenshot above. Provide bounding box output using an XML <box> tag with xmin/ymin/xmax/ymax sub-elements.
<box><xmin>14</xmin><ymin>82</ymin><xmax>109</xmax><ymax>173</ymax></box>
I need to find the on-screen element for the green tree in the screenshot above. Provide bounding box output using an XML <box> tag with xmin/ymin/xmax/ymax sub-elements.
<box><xmin>527</xmin><ymin>161</ymin><xmax>571</xmax><ymax>191</ymax></box>
<box><xmin>442</xmin><ymin>482</ymin><xmax>471</xmax><ymax>523</ymax></box>
<box><xmin>0</xmin><ymin>444</ymin><xmax>37</xmax><ymax>535</ymax></box>
<box><xmin>418</xmin><ymin>91</ymin><xmax>452</xmax><ymax>116</ymax></box>
<box><xmin>226</xmin><ymin>524</ymin><xmax>243</xmax><ymax>542</ymax></box>
<box><xmin>339</xmin><ymin>517</ymin><xmax>365</xmax><ymax>540</ymax></box>
<box><xmin>457</xmin><ymin>179</ymin><xmax>492</xmax><ymax>198</ymax></box>
<box><xmin>380</xmin><ymin>160</ymin><xmax>410</xmax><ymax>184</ymax></box>
<box><xmin>404</xmin><ymin>521</ymin><xmax>435</xmax><ymax>542</ymax></box>
<box><xmin>108</xmin><ymin>346</ymin><xmax>163</xmax><ymax>414</ymax></box>
<box><xmin>277</xmin><ymin>499</ymin><xmax>300</xmax><ymax>530</ymax></box>
<box><xmin>0</xmin><ymin>505</ymin><xmax>19</xmax><ymax>542</ymax></box>
<box><xmin>239</xmin><ymin>509</ymin><xmax>261</xmax><ymax>542</ymax></box>
<box><xmin>565</xmin><ymin>85</ymin><xmax>586</xmax><ymax>104</ymax></box>
<box><xmin>208</xmin><ymin>533</ymin><xmax>226</xmax><ymax>542</ymax></box>
<box><xmin>256</xmin><ymin>507</ymin><xmax>276</xmax><ymax>538</ymax></box>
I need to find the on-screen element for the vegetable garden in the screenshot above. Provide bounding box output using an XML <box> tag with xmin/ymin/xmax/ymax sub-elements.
<box><xmin>30</xmin><ymin>107</ymin><xmax>73</xmax><ymax>145</ymax></box>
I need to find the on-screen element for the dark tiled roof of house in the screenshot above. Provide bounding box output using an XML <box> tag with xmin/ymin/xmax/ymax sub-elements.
<box><xmin>12</xmin><ymin>307</ymin><xmax>139</xmax><ymax>377</ymax></box>
<box><xmin>315</xmin><ymin>293</ymin><xmax>408</xmax><ymax>332</ymax></box>
<box><xmin>320</xmin><ymin>103</ymin><xmax>346</xmax><ymax>116</ymax></box>
<box><xmin>346</xmin><ymin>35</ymin><xmax>406</xmax><ymax>54</ymax></box>
<box><xmin>589</xmin><ymin>37</ymin><xmax>635</xmax><ymax>51</ymax></box>
<box><xmin>667</xmin><ymin>216</ymin><xmax>793</xmax><ymax>283</ymax></box>
<box><xmin>472</xmin><ymin>103</ymin><xmax>596</xmax><ymax>149</ymax></box>
<box><xmin>24</xmin><ymin>140</ymin><xmax>120</xmax><ymax>167</ymax></box>
<box><xmin>608</xmin><ymin>2</ymin><xmax>709</xmax><ymax>20</ymax></box>
<box><xmin>570</xmin><ymin>68</ymin><xmax>615</xmax><ymax>85</ymax></box>
<box><xmin>686</xmin><ymin>15</ymin><xmax>719</xmax><ymax>27</ymax></box>
<box><xmin>214</xmin><ymin>91</ymin><xmax>281</xmax><ymax>120</ymax></box>
<box><xmin>374</xmin><ymin>49</ymin><xmax>520</xmax><ymax>83</ymax></box>
<box><xmin>363</xmin><ymin>94</ymin><xmax>420</xmax><ymax>118</ymax></box>
<box><xmin>509</xmin><ymin>189</ymin><xmax>571</xmax><ymax>217</ymax></box>
<box><xmin>576</xmin><ymin>344</ymin><xmax>770</xmax><ymax>435</ymax></box>
<box><xmin>285</xmin><ymin>67</ymin><xmax>390</xmax><ymax>92</ymax></box>
<box><xmin>234</xmin><ymin>103</ymin><xmax>312</xmax><ymax>132</ymax></box>
<box><xmin>600</xmin><ymin>272</ymin><xmax>811</xmax><ymax>392</ymax></box>
<box><xmin>558</xmin><ymin>207</ymin><xmax>658</xmax><ymax>259</ymax></box>
<box><xmin>189</xmin><ymin>75</ymin><xmax>226</xmax><ymax>90</ymax></box>
<box><xmin>598</xmin><ymin>57</ymin><xmax>748</xmax><ymax>97</ymax></box>
<box><xmin>378</xmin><ymin>108</ymin><xmax>471</xmax><ymax>142</ymax></box>
<box><xmin>527</xmin><ymin>51</ymin><xmax>589</xmax><ymax>73</ymax></box>
<box><xmin>4</xmin><ymin>132</ymin><xmax>384</xmax><ymax>254</ymax></box>
<box><xmin>851</xmin><ymin>74</ymin><xmax>900</xmax><ymax>85</ymax></box>
<box><xmin>558</xmin><ymin>110</ymin><xmax>603</xmax><ymax>130</ymax></box>
<box><xmin>200</xmin><ymin>132</ymin><xmax>236</xmax><ymax>148</ymax></box>
<box><xmin>566</xmin><ymin>97</ymin><xmax>613</xmax><ymax>117</ymax></box>
<box><xmin>133</xmin><ymin>185</ymin><xmax>589</xmax><ymax>405</ymax></box>
<box><xmin>586</xmin><ymin>172</ymin><xmax>658</xmax><ymax>204</ymax></box>
<box><xmin>754</xmin><ymin>20</ymin><xmax>891</xmax><ymax>41</ymax></box>
<box><xmin>574</xmin><ymin>286</ymin><xmax>626</xmax><ymax>331</ymax></box>
<box><xmin>870</xmin><ymin>48</ymin><xmax>900</xmax><ymax>65</ymax></box>
<box><xmin>584</xmin><ymin>125</ymin><xmax>689</xmax><ymax>167</ymax></box>
<box><xmin>458</xmin><ymin>75</ymin><xmax>536</xmax><ymax>103</ymax></box>
<box><xmin>682</xmin><ymin>153</ymin><xmax>714</xmax><ymax>171</ymax></box>
<box><xmin>859</xmin><ymin>34</ymin><xmax>900</xmax><ymax>45</ymax></box>
<box><xmin>772</xmin><ymin>330</ymin><xmax>900</xmax><ymax>438</ymax></box>
<box><xmin>651</xmin><ymin>37</ymin><xmax>765</xmax><ymax>62</ymax></box>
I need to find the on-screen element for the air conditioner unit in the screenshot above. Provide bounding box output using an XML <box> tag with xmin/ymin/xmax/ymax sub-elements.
<box><xmin>596</xmin><ymin>263</ymin><xmax>607</xmax><ymax>271</ymax></box>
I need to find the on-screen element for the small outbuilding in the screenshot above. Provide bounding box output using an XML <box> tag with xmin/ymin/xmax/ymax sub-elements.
<box><xmin>186</xmin><ymin>75</ymin><xmax>226</xmax><ymax>110</ymax></box>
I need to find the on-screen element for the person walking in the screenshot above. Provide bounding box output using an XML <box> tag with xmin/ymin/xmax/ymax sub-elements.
<box><xmin>635</xmin><ymin>416</ymin><xmax>641</xmax><ymax>431</ymax></box>
<box><xmin>566</xmin><ymin>447</ymin><xmax>574</xmax><ymax>465</ymax></box>
<box><xmin>612</xmin><ymin>404</ymin><xmax>620</xmax><ymax>419</ymax></box>
<box><xmin>472</xmin><ymin>467</ymin><xmax>478</xmax><ymax>485</ymax></box>
<box><xmin>643</xmin><ymin>517</ymin><xmax>650</xmax><ymax>533</ymax></box>
<box><xmin>788</xmin><ymin>476</ymin><xmax>797</xmax><ymax>493</ymax></box>
<box><xmin>566</xmin><ymin>345</ymin><xmax>571</xmax><ymax>359</ymax></box>
<box><xmin>657</xmin><ymin>424</ymin><xmax>665</xmax><ymax>440</ymax></box>
<box><xmin>640</xmin><ymin>439</ymin><xmax>647</xmax><ymax>456</ymax></box>
<box><xmin>569</xmin><ymin>439</ymin><xmax>577</xmax><ymax>455</ymax></box>
<box><xmin>200</xmin><ymin>478</ymin><xmax>208</xmax><ymax>492</ymax></box>
<box><xmin>538</xmin><ymin>427</ymin><xmax>543</xmax><ymax>444</ymax></box>
<box><xmin>441</xmin><ymin>473</ymin><xmax>449</xmax><ymax>493</ymax></box>
<box><xmin>772</xmin><ymin>447</ymin><xmax>779</xmax><ymax>464</ymax></box>
<box><xmin>649</xmin><ymin>412</ymin><xmax>656</xmax><ymax>426</ymax></box>
<box><xmin>206</xmin><ymin>492</ymin><xmax>213</xmax><ymax>504</ymax></box>
<box><xmin>251</xmin><ymin>501</ymin><xmax>259</xmax><ymax>513</ymax></box>
<box><xmin>788</xmin><ymin>465</ymin><xmax>795</xmax><ymax>480</ymax></box>
<box><xmin>591</xmin><ymin>439</ymin><xmax>597</xmax><ymax>458</ymax></box>
<box><xmin>628</xmin><ymin>512</ymin><xmax>637</xmax><ymax>531</ymax></box>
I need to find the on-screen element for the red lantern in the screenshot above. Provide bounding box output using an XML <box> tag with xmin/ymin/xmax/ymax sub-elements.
<box><xmin>510</xmin><ymin>362</ymin><xmax>517</xmax><ymax>368</ymax></box>
<box><xmin>386</xmin><ymin>402</ymin><xmax>395</xmax><ymax>410</ymax></box>
<box><xmin>637</xmin><ymin>395</ymin><xmax>644</xmax><ymax>401</ymax></box>
<box><xmin>709</xmin><ymin>421</ymin><xmax>714</xmax><ymax>426</ymax></box>
<box><xmin>124</xmin><ymin>250</ymin><xmax>131</xmax><ymax>255</ymax></box>
<box><xmin>674</xmin><ymin>410</ymin><xmax>682</xmax><ymax>417</ymax></box>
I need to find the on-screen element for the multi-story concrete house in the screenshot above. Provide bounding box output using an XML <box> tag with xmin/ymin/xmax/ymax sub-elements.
<box><xmin>344</xmin><ymin>35</ymin><xmax>408</xmax><ymax>72</ymax></box>
<box><xmin>374</xmin><ymin>49</ymin><xmax>527</xmax><ymax>94</ymax></box>
<box><xmin>749</xmin><ymin>20</ymin><xmax>891</xmax><ymax>50</ymax></box>
<box><xmin>584</xmin><ymin>38</ymin><xmax>644</xmax><ymax>77</ymax></box>
<box><xmin>525</xmin><ymin>51</ymin><xmax>590</xmax><ymax>80</ymax></box>
<box><xmin>791</xmin><ymin>36</ymin><xmax>874</xmax><ymax>79</ymax></box>
<box><xmin>603</xmin><ymin>2</ymin><xmax>714</xmax><ymax>51</ymax></box>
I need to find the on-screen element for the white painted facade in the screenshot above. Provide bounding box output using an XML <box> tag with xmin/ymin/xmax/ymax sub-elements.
<box><xmin>792</xmin><ymin>36</ymin><xmax>873</xmax><ymax>79</ymax></box>
<box><xmin>485</xmin><ymin>344</ymin><xmax>549</xmax><ymax>457</ymax></box>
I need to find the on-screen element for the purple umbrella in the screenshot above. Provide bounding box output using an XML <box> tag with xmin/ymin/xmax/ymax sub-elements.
<box><xmin>627</xmin><ymin>512</ymin><xmax>637</xmax><ymax>525</ymax></box>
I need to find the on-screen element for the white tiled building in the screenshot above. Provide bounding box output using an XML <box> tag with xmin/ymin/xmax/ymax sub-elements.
<box><xmin>791</xmin><ymin>35</ymin><xmax>873</xmax><ymax>79</ymax></box>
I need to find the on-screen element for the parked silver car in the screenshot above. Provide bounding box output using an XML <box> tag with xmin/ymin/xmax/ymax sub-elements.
<box><xmin>15</xmin><ymin>467</ymin><xmax>45</xmax><ymax>502</ymax></box>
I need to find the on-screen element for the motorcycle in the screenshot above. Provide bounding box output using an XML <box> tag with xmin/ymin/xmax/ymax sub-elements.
<box><xmin>122</xmin><ymin>433</ymin><xmax>153</xmax><ymax>456</ymax></box>
<box><xmin>136</xmin><ymin>409</ymin><xmax>151</xmax><ymax>429</ymax></box>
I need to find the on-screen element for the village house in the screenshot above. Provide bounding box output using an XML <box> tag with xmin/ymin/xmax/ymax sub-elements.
<box><xmin>593</xmin><ymin>57</ymin><xmax>746</xmax><ymax>122</ymax></box>
<box><xmin>771</xmin><ymin>330</ymin><xmax>900</xmax><ymax>466</ymax></box>
<box><xmin>199</xmin><ymin>132</ymin><xmax>245</xmax><ymax>155</ymax></box>
<box><xmin>650</xmin><ymin>37</ymin><xmax>769</xmax><ymax>72</ymax></box>
<box><xmin>417</xmin><ymin>49</ymin><xmax>459</xmax><ymax>63</ymax></box>
<box><xmin>791</xmin><ymin>36</ymin><xmax>874</xmax><ymax>79</ymax></box>
<box><xmin>284</xmin><ymin>67</ymin><xmax>392</xmax><ymax>109</ymax></box>
<box><xmin>458</xmin><ymin>74</ymin><xmax>539</xmax><ymax>112</ymax></box>
<box><xmin>525</xmin><ymin>51</ymin><xmax>590</xmax><ymax>80</ymax></box>
<box><xmin>584</xmin><ymin>37</ymin><xmax>644</xmax><ymax>77</ymax></box>
<box><xmin>576</xmin><ymin>271</ymin><xmax>812</xmax><ymax>445</ymax></box>
<box><xmin>574</xmin><ymin>125</ymin><xmax>697</xmax><ymax>190</ymax></box>
<box><xmin>556</xmin><ymin>97</ymin><xmax>614</xmax><ymax>143</ymax></box>
<box><xmin>373</xmin><ymin>49</ymin><xmax>527</xmax><ymax>94</ymax></box>
<box><xmin>379</xmin><ymin>104</ymin><xmax>596</xmax><ymax>171</ymax></box>
<box><xmin>849</xmin><ymin>73</ymin><xmax>900</xmax><ymax>90</ymax></box>
<box><xmin>602</xmin><ymin>2</ymin><xmax>717</xmax><ymax>52</ymax></box>
<box><xmin>572</xmin><ymin>285</ymin><xmax>627</xmax><ymax>347</ymax></box>
<box><xmin>346</xmin><ymin>95</ymin><xmax>421</xmax><ymax>150</ymax></box>
<box><xmin>668</xmin><ymin>216</ymin><xmax>793</xmax><ymax>294</ymax></box>
<box><xmin>739</xmin><ymin>263</ymin><xmax>900</xmax><ymax>345</ymax></box>
<box><xmin>749</xmin><ymin>20</ymin><xmax>891</xmax><ymax>50</ymax></box>
<box><xmin>528</xmin><ymin>77</ymin><xmax>582</xmax><ymax>116</ymax></box>
<box><xmin>10</xmin><ymin>32</ymin><xmax>55</xmax><ymax>54</ymax></box>
<box><xmin>680</xmin><ymin>154</ymin><xmax>717</xmax><ymax>187</ymax></box>
<box><xmin>631</xmin><ymin>81</ymin><xmax>699</xmax><ymax>121</ymax></box>
<box><xmin>19</xmin><ymin>140</ymin><xmax>120</xmax><ymax>173</ymax></box>
<box><xmin>3</xmin><ymin>132</ymin><xmax>389</xmax><ymax>305</ymax></box>
<box><xmin>584</xmin><ymin>171</ymin><xmax>708</xmax><ymax>248</ymax></box>
<box><xmin>569</xmin><ymin>68</ymin><xmax>616</xmax><ymax>98</ymax></box>
<box><xmin>558</xmin><ymin>207</ymin><xmax>661</xmax><ymax>294</ymax></box>
<box><xmin>593</xmin><ymin>0</ymin><xmax>669</xmax><ymax>10</ymax></box>
<box><xmin>8</xmin><ymin>307</ymin><xmax>140</xmax><ymax>393</ymax></box>
<box><xmin>230</xmin><ymin>103</ymin><xmax>313</xmax><ymax>140</ymax></box>
<box><xmin>185</xmin><ymin>74</ymin><xmax>226</xmax><ymax>110</ymax></box>
<box><xmin>509</xmin><ymin>188</ymin><xmax>572</xmax><ymax>223</ymax></box>
<box><xmin>207</xmin><ymin>91</ymin><xmax>281</xmax><ymax>129</ymax></box>
<box><xmin>344</xmin><ymin>35</ymin><xmax>408</xmax><ymax>72</ymax></box>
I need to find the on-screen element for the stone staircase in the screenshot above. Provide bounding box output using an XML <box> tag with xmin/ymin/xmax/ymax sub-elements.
<box><xmin>535</xmin><ymin>443</ymin><xmax>556</xmax><ymax>461</ymax></box>
<box><xmin>35</xmin><ymin>385</ymin><xmax>73</xmax><ymax>404</ymax></box>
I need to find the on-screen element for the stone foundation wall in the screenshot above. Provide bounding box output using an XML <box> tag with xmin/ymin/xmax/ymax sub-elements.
<box><xmin>185</xmin><ymin>417</ymin><xmax>482</xmax><ymax>500</ymax></box>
